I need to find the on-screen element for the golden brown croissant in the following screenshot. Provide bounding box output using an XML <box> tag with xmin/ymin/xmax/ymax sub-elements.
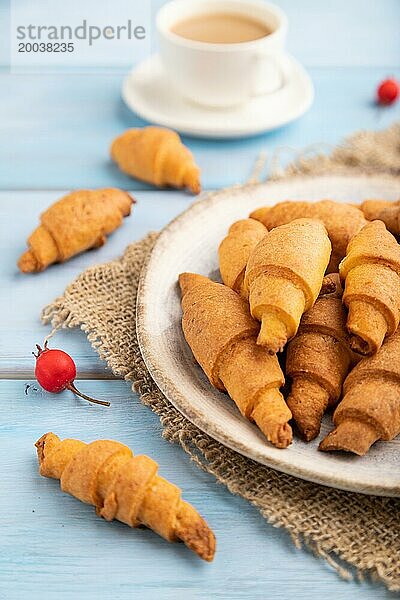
<box><xmin>179</xmin><ymin>273</ymin><xmax>292</xmax><ymax>448</ymax></box>
<box><xmin>286</xmin><ymin>274</ymin><xmax>354</xmax><ymax>441</ymax></box>
<box><xmin>18</xmin><ymin>188</ymin><xmax>133</xmax><ymax>273</ymax></box>
<box><xmin>319</xmin><ymin>329</ymin><xmax>400</xmax><ymax>455</ymax></box>
<box><xmin>36</xmin><ymin>432</ymin><xmax>215</xmax><ymax>561</ymax></box>
<box><xmin>250</xmin><ymin>200</ymin><xmax>367</xmax><ymax>273</ymax></box>
<box><xmin>218</xmin><ymin>218</ymin><xmax>267</xmax><ymax>298</ymax></box>
<box><xmin>339</xmin><ymin>220</ymin><xmax>400</xmax><ymax>355</ymax></box>
<box><xmin>359</xmin><ymin>198</ymin><xmax>400</xmax><ymax>236</ymax></box>
<box><xmin>244</xmin><ymin>218</ymin><xmax>331</xmax><ymax>353</ymax></box>
<box><xmin>110</xmin><ymin>126</ymin><xmax>201</xmax><ymax>194</ymax></box>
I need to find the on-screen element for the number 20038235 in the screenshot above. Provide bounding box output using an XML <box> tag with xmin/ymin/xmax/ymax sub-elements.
<box><xmin>18</xmin><ymin>42</ymin><xmax>74</xmax><ymax>52</ymax></box>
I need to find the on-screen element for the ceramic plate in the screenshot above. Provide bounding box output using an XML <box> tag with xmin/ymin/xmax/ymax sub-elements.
<box><xmin>137</xmin><ymin>174</ymin><xmax>400</xmax><ymax>496</ymax></box>
<box><xmin>122</xmin><ymin>53</ymin><xmax>313</xmax><ymax>138</ymax></box>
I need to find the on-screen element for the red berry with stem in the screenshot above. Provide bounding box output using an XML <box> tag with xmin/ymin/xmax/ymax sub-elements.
<box><xmin>33</xmin><ymin>342</ymin><xmax>110</xmax><ymax>406</ymax></box>
<box><xmin>377</xmin><ymin>78</ymin><xmax>399</xmax><ymax>105</ymax></box>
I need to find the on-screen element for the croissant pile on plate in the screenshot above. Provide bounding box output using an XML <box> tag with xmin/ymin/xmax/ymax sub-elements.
<box><xmin>179</xmin><ymin>198</ymin><xmax>400</xmax><ymax>456</ymax></box>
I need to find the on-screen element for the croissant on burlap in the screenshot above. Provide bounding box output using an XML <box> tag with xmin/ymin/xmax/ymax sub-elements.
<box><xmin>319</xmin><ymin>329</ymin><xmax>400</xmax><ymax>455</ymax></box>
<box><xmin>111</xmin><ymin>127</ymin><xmax>201</xmax><ymax>194</ymax></box>
<box><xmin>179</xmin><ymin>273</ymin><xmax>292</xmax><ymax>448</ymax></box>
<box><xmin>218</xmin><ymin>218</ymin><xmax>267</xmax><ymax>298</ymax></box>
<box><xmin>244</xmin><ymin>218</ymin><xmax>331</xmax><ymax>353</ymax></box>
<box><xmin>36</xmin><ymin>433</ymin><xmax>215</xmax><ymax>561</ymax></box>
<box><xmin>250</xmin><ymin>200</ymin><xmax>367</xmax><ymax>273</ymax></box>
<box><xmin>18</xmin><ymin>188</ymin><xmax>133</xmax><ymax>273</ymax></box>
<box><xmin>359</xmin><ymin>198</ymin><xmax>400</xmax><ymax>236</ymax></box>
<box><xmin>286</xmin><ymin>274</ymin><xmax>355</xmax><ymax>441</ymax></box>
<box><xmin>339</xmin><ymin>220</ymin><xmax>400</xmax><ymax>356</ymax></box>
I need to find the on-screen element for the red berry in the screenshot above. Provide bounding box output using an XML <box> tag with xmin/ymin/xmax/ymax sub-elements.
<box><xmin>377</xmin><ymin>78</ymin><xmax>399</xmax><ymax>105</ymax></box>
<box><xmin>35</xmin><ymin>346</ymin><xmax>76</xmax><ymax>393</ymax></box>
<box><xmin>33</xmin><ymin>343</ymin><xmax>110</xmax><ymax>406</ymax></box>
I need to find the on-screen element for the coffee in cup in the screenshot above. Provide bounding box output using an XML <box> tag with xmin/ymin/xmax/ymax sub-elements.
<box><xmin>171</xmin><ymin>12</ymin><xmax>273</xmax><ymax>44</ymax></box>
<box><xmin>157</xmin><ymin>0</ymin><xmax>288</xmax><ymax>108</ymax></box>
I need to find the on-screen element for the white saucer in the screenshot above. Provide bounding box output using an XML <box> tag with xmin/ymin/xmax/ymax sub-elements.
<box><xmin>122</xmin><ymin>54</ymin><xmax>314</xmax><ymax>139</ymax></box>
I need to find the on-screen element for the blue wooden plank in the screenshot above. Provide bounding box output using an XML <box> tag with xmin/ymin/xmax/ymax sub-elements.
<box><xmin>0</xmin><ymin>379</ymin><xmax>392</xmax><ymax>600</ymax></box>
<box><xmin>0</xmin><ymin>69</ymin><xmax>400</xmax><ymax>189</ymax></box>
<box><xmin>1</xmin><ymin>0</ymin><xmax>400</xmax><ymax>69</ymax></box>
<box><xmin>0</xmin><ymin>67</ymin><xmax>399</xmax><ymax>191</ymax></box>
<box><xmin>278</xmin><ymin>0</ymin><xmax>400</xmax><ymax>68</ymax></box>
<box><xmin>0</xmin><ymin>190</ymin><xmax>191</xmax><ymax>376</ymax></box>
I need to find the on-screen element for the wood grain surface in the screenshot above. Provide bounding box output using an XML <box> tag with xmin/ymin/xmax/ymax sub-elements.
<box><xmin>1</xmin><ymin>0</ymin><xmax>399</xmax><ymax>597</ymax></box>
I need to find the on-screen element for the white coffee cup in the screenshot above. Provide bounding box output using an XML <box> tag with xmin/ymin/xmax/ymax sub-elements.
<box><xmin>157</xmin><ymin>0</ymin><xmax>288</xmax><ymax>108</ymax></box>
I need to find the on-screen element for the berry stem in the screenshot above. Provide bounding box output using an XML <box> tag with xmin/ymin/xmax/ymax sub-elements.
<box><xmin>67</xmin><ymin>382</ymin><xmax>110</xmax><ymax>407</ymax></box>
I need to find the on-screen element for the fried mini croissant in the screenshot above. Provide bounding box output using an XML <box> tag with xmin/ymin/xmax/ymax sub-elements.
<box><xmin>339</xmin><ymin>220</ymin><xmax>400</xmax><ymax>355</ymax></box>
<box><xmin>244</xmin><ymin>218</ymin><xmax>331</xmax><ymax>353</ymax></box>
<box><xmin>250</xmin><ymin>200</ymin><xmax>367</xmax><ymax>273</ymax></box>
<box><xmin>359</xmin><ymin>199</ymin><xmax>400</xmax><ymax>236</ymax></box>
<box><xmin>179</xmin><ymin>273</ymin><xmax>292</xmax><ymax>448</ymax></box>
<box><xmin>319</xmin><ymin>329</ymin><xmax>400</xmax><ymax>455</ymax></box>
<box><xmin>18</xmin><ymin>188</ymin><xmax>133</xmax><ymax>273</ymax></box>
<box><xmin>218</xmin><ymin>218</ymin><xmax>267</xmax><ymax>298</ymax></box>
<box><xmin>111</xmin><ymin>126</ymin><xmax>201</xmax><ymax>194</ymax></box>
<box><xmin>286</xmin><ymin>274</ymin><xmax>354</xmax><ymax>441</ymax></box>
<box><xmin>36</xmin><ymin>432</ymin><xmax>215</xmax><ymax>561</ymax></box>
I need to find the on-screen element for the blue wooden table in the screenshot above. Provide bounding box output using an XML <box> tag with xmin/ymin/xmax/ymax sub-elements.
<box><xmin>1</xmin><ymin>1</ymin><xmax>400</xmax><ymax>598</ymax></box>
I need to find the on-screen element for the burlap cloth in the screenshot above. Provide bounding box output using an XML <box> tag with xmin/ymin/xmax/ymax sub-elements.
<box><xmin>42</xmin><ymin>123</ymin><xmax>400</xmax><ymax>590</ymax></box>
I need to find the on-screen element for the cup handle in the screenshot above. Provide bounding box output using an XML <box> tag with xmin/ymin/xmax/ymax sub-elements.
<box><xmin>251</xmin><ymin>52</ymin><xmax>287</xmax><ymax>96</ymax></box>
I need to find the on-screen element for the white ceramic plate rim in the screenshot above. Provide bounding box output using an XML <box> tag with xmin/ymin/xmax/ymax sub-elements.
<box><xmin>122</xmin><ymin>53</ymin><xmax>314</xmax><ymax>138</ymax></box>
<box><xmin>137</xmin><ymin>173</ymin><xmax>400</xmax><ymax>496</ymax></box>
